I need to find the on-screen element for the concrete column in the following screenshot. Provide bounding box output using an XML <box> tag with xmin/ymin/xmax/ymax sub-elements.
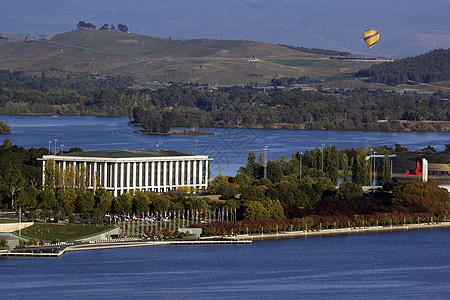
<box><xmin>151</xmin><ymin>161</ymin><xmax>155</xmax><ymax>189</ymax></box>
<box><xmin>103</xmin><ymin>162</ymin><xmax>107</xmax><ymax>188</ymax></box>
<box><xmin>42</xmin><ymin>159</ymin><xmax>46</xmax><ymax>186</ymax></box>
<box><xmin>163</xmin><ymin>161</ymin><xmax>168</xmax><ymax>189</ymax></box>
<box><xmin>120</xmin><ymin>162</ymin><xmax>124</xmax><ymax>190</ymax></box>
<box><xmin>205</xmin><ymin>159</ymin><xmax>209</xmax><ymax>189</ymax></box>
<box><xmin>145</xmin><ymin>162</ymin><xmax>149</xmax><ymax>189</ymax></box>
<box><xmin>169</xmin><ymin>161</ymin><xmax>173</xmax><ymax>188</ymax></box>
<box><xmin>114</xmin><ymin>163</ymin><xmax>118</xmax><ymax>197</ymax></box>
<box><xmin>187</xmin><ymin>160</ymin><xmax>191</xmax><ymax>186</ymax></box>
<box><xmin>93</xmin><ymin>162</ymin><xmax>98</xmax><ymax>188</ymax></box>
<box><xmin>126</xmin><ymin>162</ymin><xmax>130</xmax><ymax>189</ymax></box>
<box><xmin>422</xmin><ymin>158</ymin><xmax>428</xmax><ymax>182</ymax></box>
<box><xmin>181</xmin><ymin>161</ymin><xmax>185</xmax><ymax>185</ymax></box>
<box><xmin>137</xmin><ymin>162</ymin><xmax>142</xmax><ymax>188</ymax></box>
<box><xmin>175</xmin><ymin>161</ymin><xmax>179</xmax><ymax>186</ymax></box>
<box><xmin>198</xmin><ymin>160</ymin><xmax>203</xmax><ymax>190</ymax></box>
<box><xmin>132</xmin><ymin>162</ymin><xmax>136</xmax><ymax>189</ymax></box>
<box><xmin>84</xmin><ymin>162</ymin><xmax>88</xmax><ymax>187</ymax></box>
<box><xmin>157</xmin><ymin>161</ymin><xmax>161</xmax><ymax>187</ymax></box>
<box><xmin>193</xmin><ymin>160</ymin><xmax>197</xmax><ymax>188</ymax></box>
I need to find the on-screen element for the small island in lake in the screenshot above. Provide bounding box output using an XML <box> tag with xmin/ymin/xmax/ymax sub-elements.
<box><xmin>0</xmin><ymin>120</ymin><xmax>11</xmax><ymax>134</ymax></box>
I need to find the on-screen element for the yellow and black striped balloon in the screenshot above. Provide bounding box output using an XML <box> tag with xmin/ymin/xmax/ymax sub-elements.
<box><xmin>363</xmin><ymin>30</ymin><xmax>379</xmax><ymax>50</ymax></box>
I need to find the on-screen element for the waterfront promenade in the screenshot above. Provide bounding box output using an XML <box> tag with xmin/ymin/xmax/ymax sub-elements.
<box><xmin>2</xmin><ymin>221</ymin><xmax>449</xmax><ymax>257</ymax></box>
<box><xmin>239</xmin><ymin>221</ymin><xmax>450</xmax><ymax>241</ymax></box>
<box><xmin>1</xmin><ymin>237</ymin><xmax>252</xmax><ymax>257</ymax></box>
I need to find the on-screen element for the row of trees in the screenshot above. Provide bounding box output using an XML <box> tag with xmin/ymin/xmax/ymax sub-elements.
<box><xmin>77</xmin><ymin>21</ymin><xmax>128</xmax><ymax>32</ymax></box>
<box><xmin>356</xmin><ymin>48</ymin><xmax>450</xmax><ymax>84</ymax></box>
<box><xmin>279</xmin><ymin>44</ymin><xmax>351</xmax><ymax>56</ymax></box>
<box><xmin>194</xmin><ymin>211</ymin><xmax>446</xmax><ymax>236</ymax></box>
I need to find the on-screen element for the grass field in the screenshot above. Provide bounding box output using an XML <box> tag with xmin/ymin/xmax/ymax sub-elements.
<box><xmin>15</xmin><ymin>223</ymin><xmax>115</xmax><ymax>242</ymax></box>
<box><xmin>265</xmin><ymin>58</ymin><xmax>322</xmax><ymax>67</ymax></box>
<box><xmin>0</xmin><ymin>30</ymin><xmax>382</xmax><ymax>86</ymax></box>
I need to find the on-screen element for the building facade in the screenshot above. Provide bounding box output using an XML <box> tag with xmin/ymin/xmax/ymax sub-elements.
<box><xmin>41</xmin><ymin>150</ymin><xmax>211</xmax><ymax>197</ymax></box>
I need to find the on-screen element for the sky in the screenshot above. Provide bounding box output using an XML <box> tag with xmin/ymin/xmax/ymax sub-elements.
<box><xmin>0</xmin><ymin>0</ymin><xmax>449</xmax><ymax>57</ymax></box>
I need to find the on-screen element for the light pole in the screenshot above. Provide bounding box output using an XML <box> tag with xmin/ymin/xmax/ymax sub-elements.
<box><xmin>48</xmin><ymin>140</ymin><xmax>51</xmax><ymax>154</ymax></box>
<box><xmin>54</xmin><ymin>139</ymin><xmax>58</xmax><ymax>154</ymax></box>
<box><xmin>263</xmin><ymin>146</ymin><xmax>268</xmax><ymax>178</ymax></box>
<box><xmin>195</xmin><ymin>139</ymin><xmax>198</xmax><ymax>155</ymax></box>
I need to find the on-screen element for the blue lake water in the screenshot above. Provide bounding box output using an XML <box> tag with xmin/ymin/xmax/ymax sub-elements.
<box><xmin>1</xmin><ymin>228</ymin><xmax>449</xmax><ymax>299</ymax></box>
<box><xmin>1</xmin><ymin>115</ymin><xmax>449</xmax><ymax>177</ymax></box>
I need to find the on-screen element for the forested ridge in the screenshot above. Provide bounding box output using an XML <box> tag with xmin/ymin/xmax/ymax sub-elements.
<box><xmin>0</xmin><ymin>69</ymin><xmax>449</xmax><ymax>132</ymax></box>
<box><xmin>130</xmin><ymin>87</ymin><xmax>450</xmax><ymax>132</ymax></box>
<box><xmin>355</xmin><ymin>48</ymin><xmax>450</xmax><ymax>85</ymax></box>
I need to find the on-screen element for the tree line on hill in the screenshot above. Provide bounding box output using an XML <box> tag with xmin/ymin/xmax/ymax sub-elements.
<box><xmin>355</xmin><ymin>48</ymin><xmax>450</xmax><ymax>85</ymax></box>
<box><xmin>77</xmin><ymin>21</ymin><xmax>128</xmax><ymax>32</ymax></box>
<box><xmin>279</xmin><ymin>44</ymin><xmax>351</xmax><ymax>56</ymax></box>
<box><xmin>0</xmin><ymin>139</ymin><xmax>448</xmax><ymax>228</ymax></box>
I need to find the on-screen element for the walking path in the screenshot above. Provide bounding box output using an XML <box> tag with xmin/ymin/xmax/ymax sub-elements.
<box><xmin>1</xmin><ymin>237</ymin><xmax>252</xmax><ymax>257</ymax></box>
<box><xmin>237</xmin><ymin>221</ymin><xmax>450</xmax><ymax>241</ymax></box>
<box><xmin>2</xmin><ymin>222</ymin><xmax>449</xmax><ymax>257</ymax></box>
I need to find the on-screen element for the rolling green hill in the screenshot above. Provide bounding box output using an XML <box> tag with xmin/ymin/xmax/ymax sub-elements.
<box><xmin>0</xmin><ymin>30</ymin><xmax>377</xmax><ymax>86</ymax></box>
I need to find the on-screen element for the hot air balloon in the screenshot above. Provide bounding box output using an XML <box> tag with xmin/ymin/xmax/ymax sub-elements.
<box><xmin>363</xmin><ymin>29</ymin><xmax>379</xmax><ymax>50</ymax></box>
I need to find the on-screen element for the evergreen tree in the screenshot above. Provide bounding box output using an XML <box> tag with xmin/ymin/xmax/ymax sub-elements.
<box><xmin>352</xmin><ymin>152</ymin><xmax>370</xmax><ymax>186</ymax></box>
<box><xmin>324</xmin><ymin>145</ymin><xmax>339</xmax><ymax>184</ymax></box>
<box><xmin>380</xmin><ymin>154</ymin><xmax>392</xmax><ymax>186</ymax></box>
<box><xmin>340</xmin><ymin>152</ymin><xmax>351</xmax><ymax>182</ymax></box>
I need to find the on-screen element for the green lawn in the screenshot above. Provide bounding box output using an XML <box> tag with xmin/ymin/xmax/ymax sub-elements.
<box><xmin>15</xmin><ymin>223</ymin><xmax>115</xmax><ymax>242</ymax></box>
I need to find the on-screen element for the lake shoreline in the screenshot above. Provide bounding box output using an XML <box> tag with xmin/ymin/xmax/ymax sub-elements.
<box><xmin>237</xmin><ymin>221</ymin><xmax>450</xmax><ymax>241</ymax></box>
<box><xmin>3</xmin><ymin>222</ymin><xmax>449</xmax><ymax>257</ymax></box>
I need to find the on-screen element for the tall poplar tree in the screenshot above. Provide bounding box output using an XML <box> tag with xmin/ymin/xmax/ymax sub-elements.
<box><xmin>380</xmin><ymin>154</ymin><xmax>392</xmax><ymax>186</ymax></box>
<box><xmin>352</xmin><ymin>152</ymin><xmax>370</xmax><ymax>186</ymax></box>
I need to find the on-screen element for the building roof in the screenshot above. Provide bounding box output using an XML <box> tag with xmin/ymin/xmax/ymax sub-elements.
<box><xmin>423</xmin><ymin>153</ymin><xmax>450</xmax><ymax>164</ymax></box>
<box><xmin>57</xmin><ymin>149</ymin><xmax>194</xmax><ymax>159</ymax></box>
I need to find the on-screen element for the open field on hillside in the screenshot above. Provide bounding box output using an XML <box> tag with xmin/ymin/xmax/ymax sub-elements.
<box><xmin>0</xmin><ymin>30</ymin><xmax>381</xmax><ymax>86</ymax></box>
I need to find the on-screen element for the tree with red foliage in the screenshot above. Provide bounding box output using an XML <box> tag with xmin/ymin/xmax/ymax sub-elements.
<box><xmin>392</xmin><ymin>180</ymin><xmax>449</xmax><ymax>214</ymax></box>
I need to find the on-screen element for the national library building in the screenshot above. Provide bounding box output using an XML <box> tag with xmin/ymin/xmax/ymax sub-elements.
<box><xmin>41</xmin><ymin>150</ymin><xmax>211</xmax><ymax>197</ymax></box>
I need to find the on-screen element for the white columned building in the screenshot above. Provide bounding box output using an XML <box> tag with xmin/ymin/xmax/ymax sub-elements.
<box><xmin>41</xmin><ymin>149</ymin><xmax>211</xmax><ymax>197</ymax></box>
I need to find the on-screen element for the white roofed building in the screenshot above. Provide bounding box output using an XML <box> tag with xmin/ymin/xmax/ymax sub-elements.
<box><xmin>40</xmin><ymin>149</ymin><xmax>211</xmax><ymax>197</ymax></box>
